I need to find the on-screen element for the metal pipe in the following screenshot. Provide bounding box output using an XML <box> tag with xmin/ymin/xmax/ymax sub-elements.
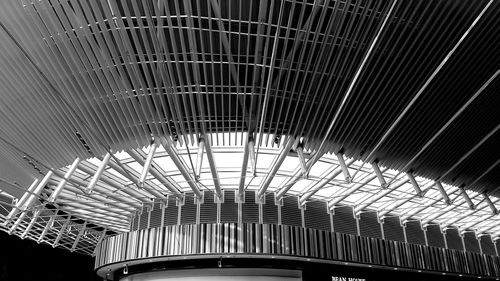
<box><xmin>86</xmin><ymin>153</ymin><xmax>111</xmax><ymax>194</ymax></box>
<box><xmin>48</xmin><ymin>157</ymin><xmax>81</xmax><ymax>203</ymax></box>
<box><xmin>139</xmin><ymin>143</ymin><xmax>158</xmax><ymax>188</ymax></box>
<box><xmin>406</xmin><ymin>172</ymin><xmax>423</xmax><ymax>197</ymax></box>
<box><xmin>336</xmin><ymin>152</ymin><xmax>352</xmax><ymax>183</ymax></box>
<box><xmin>435</xmin><ymin>181</ymin><xmax>452</xmax><ymax>205</ymax></box>
<box><xmin>371</xmin><ymin>162</ymin><xmax>387</xmax><ymax>189</ymax></box>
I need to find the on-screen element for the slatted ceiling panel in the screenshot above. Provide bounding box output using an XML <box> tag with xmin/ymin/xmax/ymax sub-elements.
<box><xmin>199</xmin><ymin>191</ymin><xmax>217</xmax><ymax>224</ymax></box>
<box><xmin>242</xmin><ymin>190</ymin><xmax>259</xmax><ymax>223</ymax></box>
<box><xmin>405</xmin><ymin>220</ymin><xmax>426</xmax><ymax>245</ymax></box>
<box><xmin>383</xmin><ymin>216</ymin><xmax>405</xmax><ymax>242</ymax></box>
<box><xmin>149</xmin><ymin>203</ymin><xmax>163</xmax><ymax>229</ymax></box>
<box><xmin>180</xmin><ymin>195</ymin><xmax>197</xmax><ymax>225</ymax></box>
<box><xmin>480</xmin><ymin>235</ymin><xmax>497</xmax><ymax>256</ymax></box>
<box><xmin>262</xmin><ymin>192</ymin><xmax>278</xmax><ymax>224</ymax></box>
<box><xmin>445</xmin><ymin>227</ymin><xmax>463</xmax><ymax>251</ymax></box>
<box><xmin>358</xmin><ymin>211</ymin><xmax>382</xmax><ymax>239</ymax></box>
<box><xmin>426</xmin><ymin>224</ymin><xmax>445</xmax><ymax>248</ymax></box>
<box><xmin>463</xmin><ymin>232</ymin><xmax>480</xmax><ymax>253</ymax></box>
<box><xmin>303</xmin><ymin>200</ymin><xmax>330</xmax><ymax>231</ymax></box>
<box><xmin>164</xmin><ymin>196</ymin><xmax>179</xmax><ymax>226</ymax></box>
<box><xmin>332</xmin><ymin>205</ymin><xmax>357</xmax><ymax>235</ymax></box>
<box><xmin>220</xmin><ymin>190</ymin><xmax>238</xmax><ymax>223</ymax></box>
<box><xmin>281</xmin><ymin>196</ymin><xmax>302</xmax><ymax>227</ymax></box>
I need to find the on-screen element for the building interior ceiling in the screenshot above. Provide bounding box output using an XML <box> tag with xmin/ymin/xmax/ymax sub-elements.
<box><xmin>0</xmin><ymin>0</ymin><xmax>499</xmax><ymax>254</ymax></box>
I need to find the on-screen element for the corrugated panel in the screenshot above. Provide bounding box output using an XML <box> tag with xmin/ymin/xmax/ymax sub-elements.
<box><xmin>480</xmin><ymin>235</ymin><xmax>496</xmax><ymax>256</ymax></box>
<box><xmin>426</xmin><ymin>224</ymin><xmax>445</xmax><ymax>248</ymax></box>
<box><xmin>281</xmin><ymin>196</ymin><xmax>302</xmax><ymax>227</ymax></box>
<box><xmin>220</xmin><ymin>190</ymin><xmax>238</xmax><ymax>223</ymax></box>
<box><xmin>446</xmin><ymin>227</ymin><xmax>463</xmax><ymax>251</ymax></box>
<box><xmin>304</xmin><ymin>200</ymin><xmax>330</xmax><ymax>231</ymax></box>
<box><xmin>199</xmin><ymin>191</ymin><xmax>217</xmax><ymax>224</ymax></box>
<box><xmin>405</xmin><ymin>220</ymin><xmax>425</xmax><ymax>245</ymax></box>
<box><xmin>164</xmin><ymin>196</ymin><xmax>178</xmax><ymax>226</ymax></box>
<box><xmin>242</xmin><ymin>190</ymin><xmax>259</xmax><ymax>223</ymax></box>
<box><xmin>149</xmin><ymin>203</ymin><xmax>162</xmax><ymax>229</ymax></box>
<box><xmin>262</xmin><ymin>192</ymin><xmax>278</xmax><ymax>224</ymax></box>
<box><xmin>464</xmin><ymin>232</ymin><xmax>480</xmax><ymax>253</ymax></box>
<box><xmin>383</xmin><ymin>216</ymin><xmax>405</xmax><ymax>242</ymax></box>
<box><xmin>359</xmin><ymin>211</ymin><xmax>382</xmax><ymax>239</ymax></box>
<box><xmin>180</xmin><ymin>195</ymin><xmax>196</xmax><ymax>225</ymax></box>
<box><xmin>332</xmin><ymin>205</ymin><xmax>357</xmax><ymax>235</ymax></box>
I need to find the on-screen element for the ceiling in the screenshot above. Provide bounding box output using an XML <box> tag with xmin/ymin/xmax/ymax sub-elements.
<box><xmin>0</xmin><ymin>0</ymin><xmax>500</xmax><ymax>252</ymax></box>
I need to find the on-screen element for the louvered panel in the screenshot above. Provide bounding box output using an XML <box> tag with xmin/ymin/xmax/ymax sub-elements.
<box><xmin>383</xmin><ymin>216</ymin><xmax>405</xmax><ymax>242</ymax></box>
<box><xmin>405</xmin><ymin>220</ymin><xmax>425</xmax><ymax>245</ymax></box>
<box><xmin>199</xmin><ymin>191</ymin><xmax>217</xmax><ymax>224</ymax></box>
<box><xmin>464</xmin><ymin>232</ymin><xmax>480</xmax><ymax>253</ymax></box>
<box><xmin>242</xmin><ymin>190</ymin><xmax>259</xmax><ymax>223</ymax></box>
<box><xmin>480</xmin><ymin>235</ymin><xmax>496</xmax><ymax>256</ymax></box>
<box><xmin>446</xmin><ymin>227</ymin><xmax>463</xmax><ymax>251</ymax></box>
<box><xmin>332</xmin><ymin>206</ymin><xmax>357</xmax><ymax>235</ymax></box>
<box><xmin>304</xmin><ymin>200</ymin><xmax>330</xmax><ymax>231</ymax></box>
<box><xmin>281</xmin><ymin>196</ymin><xmax>301</xmax><ymax>227</ymax></box>
<box><xmin>262</xmin><ymin>192</ymin><xmax>278</xmax><ymax>224</ymax></box>
<box><xmin>426</xmin><ymin>224</ymin><xmax>445</xmax><ymax>248</ymax></box>
<box><xmin>220</xmin><ymin>190</ymin><xmax>238</xmax><ymax>223</ymax></box>
<box><xmin>164</xmin><ymin>196</ymin><xmax>178</xmax><ymax>226</ymax></box>
<box><xmin>180</xmin><ymin>195</ymin><xmax>196</xmax><ymax>225</ymax></box>
<box><xmin>359</xmin><ymin>211</ymin><xmax>382</xmax><ymax>239</ymax></box>
<box><xmin>131</xmin><ymin>215</ymin><xmax>138</xmax><ymax>231</ymax></box>
<box><xmin>139</xmin><ymin>208</ymin><xmax>149</xmax><ymax>230</ymax></box>
<box><xmin>149</xmin><ymin>203</ymin><xmax>163</xmax><ymax>229</ymax></box>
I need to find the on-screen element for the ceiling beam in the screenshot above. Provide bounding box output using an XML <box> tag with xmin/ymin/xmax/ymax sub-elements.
<box><xmin>300</xmin><ymin>158</ymin><xmax>356</xmax><ymax>205</ymax></box>
<box><xmin>48</xmin><ymin>157</ymin><xmax>81</xmax><ymax>203</ymax></box>
<box><xmin>160</xmin><ymin>137</ymin><xmax>201</xmax><ymax>199</ymax></box>
<box><xmin>202</xmin><ymin>135</ymin><xmax>222</xmax><ymax>199</ymax></box>
<box><xmin>257</xmin><ymin>137</ymin><xmax>295</xmax><ymax>198</ymax></box>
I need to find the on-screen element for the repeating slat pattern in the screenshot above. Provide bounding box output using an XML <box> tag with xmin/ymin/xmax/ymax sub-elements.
<box><xmin>1</xmin><ymin>0</ymin><xmax>500</xmax><ymax>258</ymax></box>
<box><xmin>96</xmin><ymin>223</ymin><xmax>500</xmax><ymax>277</ymax></box>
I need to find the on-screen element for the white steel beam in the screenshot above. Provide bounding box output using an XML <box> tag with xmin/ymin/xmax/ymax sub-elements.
<box><xmin>48</xmin><ymin>157</ymin><xmax>81</xmax><ymax>203</ymax></box>
<box><xmin>126</xmin><ymin>150</ymin><xmax>182</xmax><ymax>197</ymax></box>
<box><xmin>276</xmin><ymin>151</ymin><xmax>319</xmax><ymax>200</ymax></box>
<box><xmin>371</xmin><ymin>162</ymin><xmax>388</xmax><ymax>189</ymax></box>
<box><xmin>203</xmin><ymin>135</ymin><xmax>222</xmax><ymax>199</ymax></box>
<box><xmin>336</xmin><ymin>152</ymin><xmax>352</xmax><ymax>183</ymax></box>
<box><xmin>459</xmin><ymin>187</ymin><xmax>475</xmax><ymax>210</ymax></box>
<box><xmin>300</xmin><ymin>159</ymin><xmax>356</xmax><ymax>205</ymax></box>
<box><xmin>3</xmin><ymin>178</ymin><xmax>39</xmax><ymax>223</ymax></box>
<box><xmin>406</xmin><ymin>172</ymin><xmax>423</xmax><ymax>197</ymax></box>
<box><xmin>257</xmin><ymin>137</ymin><xmax>295</xmax><ymax>198</ymax></box>
<box><xmin>483</xmin><ymin>192</ymin><xmax>499</xmax><ymax>215</ymax></box>
<box><xmin>86</xmin><ymin>153</ymin><xmax>111</xmax><ymax>194</ymax></box>
<box><xmin>195</xmin><ymin>138</ymin><xmax>205</xmax><ymax>180</ymax></box>
<box><xmin>138</xmin><ymin>143</ymin><xmax>159</xmax><ymax>188</ymax></box>
<box><xmin>160</xmin><ymin>137</ymin><xmax>201</xmax><ymax>199</ymax></box>
<box><xmin>435</xmin><ymin>181</ymin><xmax>452</xmax><ymax>205</ymax></box>
<box><xmin>296</xmin><ymin>146</ymin><xmax>308</xmax><ymax>178</ymax></box>
<box><xmin>238</xmin><ymin>137</ymin><xmax>251</xmax><ymax>199</ymax></box>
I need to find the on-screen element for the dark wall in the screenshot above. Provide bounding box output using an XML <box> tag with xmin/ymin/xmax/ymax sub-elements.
<box><xmin>0</xmin><ymin>231</ymin><xmax>99</xmax><ymax>281</ymax></box>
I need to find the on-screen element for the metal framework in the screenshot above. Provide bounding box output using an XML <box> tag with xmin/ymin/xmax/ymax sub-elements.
<box><xmin>2</xmin><ymin>132</ymin><xmax>499</xmax><ymax>254</ymax></box>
